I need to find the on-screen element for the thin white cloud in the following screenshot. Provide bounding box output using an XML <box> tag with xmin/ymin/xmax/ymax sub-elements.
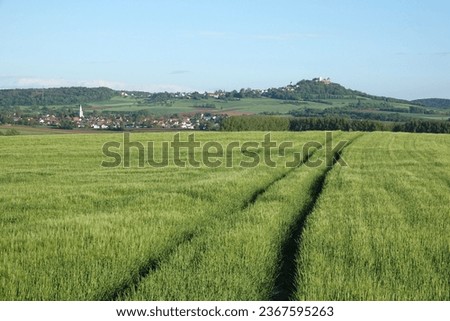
<box><xmin>169</xmin><ymin>70</ymin><xmax>190</xmax><ymax>75</ymax></box>
<box><xmin>80</xmin><ymin>79</ymin><xmax>128</xmax><ymax>89</ymax></box>
<box><xmin>198</xmin><ymin>31</ymin><xmax>320</xmax><ymax>42</ymax></box>
<box><xmin>433</xmin><ymin>52</ymin><xmax>450</xmax><ymax>56</ymax></box>
<box><xmin>135</xmin><ymin>83</ymin><xmax>197</xmax><ymax>93</ymax></box>
<box><xmin>1</xmin><ymin>77</ymin><xmax>127</xmax><ymax>89</ymax></box>
<box><xmin>0</xmin><ymin>76</ymin><xmax>196</xmax><ymax>93</ymax></box>
<box><xmin>395</xmin><ymin>51</ymin><xmax>450</xmax><ymax>57</ymax></box>
<box><xmin>198</xmin><ymin>31</ymin><xmax>229</xmax><ymax>38</ymax></box>
<box><xmin>252</xmin><ymin>33</ymin><xmax>320</xmax><ymax>41</ymax></box>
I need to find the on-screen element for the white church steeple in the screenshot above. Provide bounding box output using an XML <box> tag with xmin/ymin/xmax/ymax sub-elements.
<box><xmin>79</xmin><ymin>105</ymin><xmax>84</xmax><ymax>118</ymax></box>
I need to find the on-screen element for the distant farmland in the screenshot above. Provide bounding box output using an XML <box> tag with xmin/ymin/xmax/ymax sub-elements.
<box><xmin>0</xmin><ymin>131</ymin><xmax>448</xmax><ymax>300</ymax></box>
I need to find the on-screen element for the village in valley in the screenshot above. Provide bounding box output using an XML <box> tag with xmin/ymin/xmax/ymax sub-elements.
<box><xmin>54</xmin><ymin>105</ymin><xmax>222</xmax><ymax>130</ymax></box>
<box><xmin>0</xmin><ymin>77</ymin><xmax>338</xmax><ymax>132</ymax></box>
<box><xmin>7</xmin><ymin>103</ymin><xmax>225</xmax><ymax>131</ymax></box>
<box><xmin>2</xmin><ymin>77</ymin><xmax>450</xmax><ymax>134</ymax></box>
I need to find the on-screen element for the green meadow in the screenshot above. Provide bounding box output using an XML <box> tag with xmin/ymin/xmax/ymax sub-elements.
<box><xmin>88</xmin><ymin>97</ymin><xmax>326</xmax><ymax>115</ymax></box>
<box><xmin>0</xmin><ymin>131</ymin><xmax>448</xmax><ymax>300</ymax></box>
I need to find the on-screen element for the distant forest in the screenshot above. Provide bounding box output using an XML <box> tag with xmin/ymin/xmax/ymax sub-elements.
<box><xmin>411</xmin><ymin>98</ymin><xmax>450</xmax><ymax>109</ymax></box>
<box><xmin>0</xmin><ymin>87</ymin><xmax>116</xmax><ymax>106</ymax></box>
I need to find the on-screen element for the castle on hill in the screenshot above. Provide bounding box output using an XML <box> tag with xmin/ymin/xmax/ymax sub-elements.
<box><xmin>312</xmin><ymin>77</ymin><xmax>331</xmax><ymax>84</ymax></box>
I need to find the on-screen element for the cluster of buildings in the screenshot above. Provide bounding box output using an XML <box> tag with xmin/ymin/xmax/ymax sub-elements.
<box><xmin>71</xmin><ymin>106</ymin><xmax>221</xmax><ymax>130</ymax></box>
<box><xmin>312</xmin><ymin>77</ymin><xmax>332</xmax><ymax>84</ymax></box>
<box><xmin>6</xmin><ymin>105</ymin><xmax>223</xmax><ymax>130</ymax></box>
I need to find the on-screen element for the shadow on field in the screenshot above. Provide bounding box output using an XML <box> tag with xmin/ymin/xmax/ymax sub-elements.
<box><xmin>270</xmin><ymin>134</ymin><xmax>362</xmax><ymax>301</ymax></box>
<box><xmin>98</xmin><ymin>231</ymin><xmax>196</xmax><ymax>301</ymax></box>
<box><xmin>98</xmin><ymin>134</ymin><xmax>361</xmax><ymax>301</ymax></box>
<box><xmin>246</xmin><ymin>169</ymin><xmax>296</xmax><ymax>208</ymax></box>
<box><xmin>96</xmin><ymin>167</ymin><xmax>300</xmax><ymax>300</ymax></box>
<box><xmin>270</xmin><ymin>166</ymin><xmax>330</xmax><ymax>300</ymax></box>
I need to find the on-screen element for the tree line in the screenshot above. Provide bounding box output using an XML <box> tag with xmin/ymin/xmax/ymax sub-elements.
<box><xmin>286</xmin><ymin>107</ymin><xmax>411</xmax><ymax>122</ymax></box>
<box><xmin>411</xmin><ymin>98</ymin><xmax>450</xmax><ymax>109</ymax></box>
<box><xmin>0</xmin><ymin>87</ymin><xmax>116</xmax><ymax>107</ymax></box>
<box><xmin>221</xmin><ymin>116</ymin><xmax>450</xmax><ymax>134</ymax></box>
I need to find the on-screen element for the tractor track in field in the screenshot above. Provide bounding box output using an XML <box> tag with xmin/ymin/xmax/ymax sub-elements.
<box><xmin>245</xmin><ymin>164</ymin><xmax>301</xmax><ymax>208</ymax></box>
<box><xmin>270</xmin><ymin>133</ymin><xmax>363</xmax><ymax>301</ymax></box>
<box><xmin>98</xmin><ymin>137</ymin><xmax>330</xmax><ymax>301</ymax></box>
<box><xmin>244</xmin><ymin>135</ymin><xmax>337</xmax><ymax>209</ymax></box>
<box><xmin>99</xmin><ymin>133</ymin><xmax>354</xmax><ymax>301</ymax></box>
<box><xmin>97</xmin><ymin>231</ymin><xmax>196</xmax><ymax>300</ymax></box>
<box><xmin>99</xmin><ymin>166</ymin><xmax>295</xmax><ymax>300</ymax></box>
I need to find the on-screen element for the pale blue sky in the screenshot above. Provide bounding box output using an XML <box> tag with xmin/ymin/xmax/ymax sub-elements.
<box><xmin>1</xmin><ymin>0</ymin><xmax>449</xmax><ymax>99</ymax></box>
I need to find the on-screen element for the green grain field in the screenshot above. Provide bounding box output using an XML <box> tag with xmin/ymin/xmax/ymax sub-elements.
<box><xmin>0</xmin><ymin>131</ymin><xmax>448</xmax><ymax>300</ymax></box>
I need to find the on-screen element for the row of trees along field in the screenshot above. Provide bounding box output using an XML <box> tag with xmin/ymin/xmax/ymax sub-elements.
<box><xmin>0</xmin><ymin>87</ymin><xmax>116</xmax><ymax>106</ymax></box>
<box><xmin>221</xmin><ymin>116</ymin><xmax>450</xmax><ymax>133</ymax></box>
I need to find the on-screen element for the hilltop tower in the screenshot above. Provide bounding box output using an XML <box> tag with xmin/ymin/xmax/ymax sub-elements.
<box><xmin>79</xmin><ymin>105</ymin><xmax>84</xmax><ymax>118</ymax></box>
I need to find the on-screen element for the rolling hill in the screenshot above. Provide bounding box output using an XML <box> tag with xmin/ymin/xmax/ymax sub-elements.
<box><xmin>1</xmin><ymin>80</ymin><xmax>449</xmax><ymax>122</ymax></box>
